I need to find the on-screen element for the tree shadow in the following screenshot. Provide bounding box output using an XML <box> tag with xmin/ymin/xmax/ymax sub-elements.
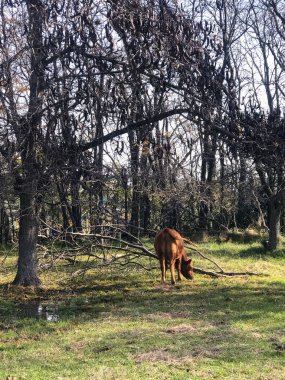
<box><xmin>1</xmin><ymin>275</ymin><xmax>284</xmax><ymax>325</ymax></box>
<box><xmin>238</xmin><ymin>245</ymin><xmax>285</xmax><ymax>258</ymax></box>
<box><xmin>0</xmin><ymin>272</ymin><xmax>284</xmax><ymax>380</ymax></box>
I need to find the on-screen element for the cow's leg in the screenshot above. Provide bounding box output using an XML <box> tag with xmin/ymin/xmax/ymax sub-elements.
<box><xmin>177</xmin><ymin>259</ymin><xmax>182</xmax><ymax>281</ymax></box>
<box><xmin>170</xmin><ymin>259</ymin><xmax>176</xmax><ymax>285</ymax></box>
<box><xmin>160</xmin><ymin>258</ymin><xmax>166</xmax><ymax>284</ymax></box>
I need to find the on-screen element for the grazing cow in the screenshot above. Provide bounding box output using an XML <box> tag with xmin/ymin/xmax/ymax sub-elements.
<box><xmin>154</xmin><ymin>228</ymin><xmax>194</xmax><ymax>285</ymax></box>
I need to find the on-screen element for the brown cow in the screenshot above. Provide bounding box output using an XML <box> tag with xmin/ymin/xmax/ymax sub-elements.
<box><xmin>154</xmin><ymin>228</ymin><xmax>194</xmax><ymax>285</ymax></box>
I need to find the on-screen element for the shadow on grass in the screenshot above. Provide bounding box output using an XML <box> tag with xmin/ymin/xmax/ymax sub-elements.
<box><xmin>239</xmin><ymin>246</ymin><xmax>285</xmax><ymax>258</ymax></box>
<box><xmin>1</xmin><ymin>247</ymin><xmax>285</xmax><ymax>379</ymax></box>
<box><xmin>1</xmin><ymin>273</ymin><xmax>284</xmax><ymax>326</ymax></box>
<box><xmin>0</xmin><ymin>269</ymin><xmax>284</xmax><ymax>379</ymax></box>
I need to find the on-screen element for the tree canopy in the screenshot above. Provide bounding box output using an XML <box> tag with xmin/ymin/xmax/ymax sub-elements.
<box><xmin>0</xmin><ymin>0</ymin><xmax>285</xmax><ymax>285</ymax></box>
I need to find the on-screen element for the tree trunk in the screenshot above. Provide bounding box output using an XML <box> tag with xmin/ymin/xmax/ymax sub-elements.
<box><xmin>71</xmin><ymin>180</ymin><xmax>82</xmax><ymax>232</ymax></box>
<box><xmin>0</xmin><ymin>206</ymin><xmax>11</xmax><ymax>244</ymax></box>
<box><xmin>13</xmin><ymin>182</ymin><xmax>41</xmax><ymax>286</ymax></box>
<box><xmin>267</xmin><ymin>196</ymin><xmax>282</xmax><ymax>251</ymax></box>
<box><xmin>236</xmin><ymin>157</ymin><xmax>252</xmax><ymax>228</ymax></box>
<box><xmin>130</xmin><ymin>182</ymin><xmax>140</xmax><ymax>236</ymax></box>
<box><xmin>57</xmin><ymin>182</ymin><xmax>71</xmax><ymax>231</ymax></box>
<box><xmin>93</xmin><ymin>74</ymin><xmax>105</xmax><ymax>233</ymax></box>
<box><xmin>12</xmin><ymin>0</ymin><xmax>45</xmax><ymax>286</ymax></box>
<box><xmin>121</xmin><ymin>167</ymin><xmax>128</xmax><ymax>226</ymax></box>
<box><xmin>140</xmin><ymin>192</ymin><xmax>151</xmax><ymax>234</ymax></box>
<box><xmin>199</xmin><ymin>132</ymin><xmax>216</xmax><ymax>231</ymax></box>
<box><xmin>128</xmin><ymin>130</ymin><xmax>140</xmax><ymax>236</ymax></box>
<box><xmin>256</xmin><ymin>159</ymin><xmax>285</xmax><ymax>252</ymax></box>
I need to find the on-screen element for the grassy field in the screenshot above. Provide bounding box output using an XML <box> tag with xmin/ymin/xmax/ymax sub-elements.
<box><xmin>0</xmin><ymin>240</ymin><xmax>284</xmax><ymax>379</ymax></box>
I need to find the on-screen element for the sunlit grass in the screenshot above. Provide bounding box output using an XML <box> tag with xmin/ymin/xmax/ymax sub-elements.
<box><xmin>0</xmin><ymin>240</ymin><xmax>284</xmax><ymax>379</ymax></box>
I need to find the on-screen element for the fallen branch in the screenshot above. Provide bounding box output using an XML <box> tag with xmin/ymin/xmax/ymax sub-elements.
<box><xmin>194</xmin><ymin>267</ymin><xmax>268</xmax><ymax>277</ymax></box>
<box><xmin>37</xmin><ymin>224</ymin><xmax>267</xmax><ymax>278</ymax></box>
<box><xmin>184</xmin><ymin>242</ymin><xmax>225</xmax><ymax>272</ymax></box>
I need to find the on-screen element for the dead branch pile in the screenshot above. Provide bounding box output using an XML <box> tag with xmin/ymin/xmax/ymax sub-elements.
<box><xmin>37</xmin><ymin>225</ymin><xmax>266</xmax><ymax>277</ymax></box>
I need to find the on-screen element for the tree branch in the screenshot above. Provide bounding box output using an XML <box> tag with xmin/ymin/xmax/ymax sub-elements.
<box><xmin>79</xmin><ymin>108</ymin><xmax>190</xmax><ymax>151</ymax></box>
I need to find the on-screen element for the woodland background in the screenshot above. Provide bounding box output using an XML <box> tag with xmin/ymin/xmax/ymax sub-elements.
<box><xmin>0</xmin><ymin>0</ymin><xmax>285</xmax><ymax>285</ymax></box>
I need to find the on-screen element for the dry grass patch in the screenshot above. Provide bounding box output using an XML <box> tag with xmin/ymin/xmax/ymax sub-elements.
<box><xmin>133</xmin><ymin>345</ymin><xmax>221</xmax><ymax>365</ymax></box>
<box><xmin>68</xmin><ymin>340</ymin><xmax>87</xmax><ymax>352</ymax></box>
<box><xmin>165</xmin><ymin>324</ymin><xmax>196</xmax><ymax>334</ymax></box>
<box><xmin>145</xmin><ymin>311</ymin><xmax>192</xmax><ymax>321</ymax></box>
<box><xmin>133</xmin><ymin>348</ymin><xmax>193</xmax><ymax>364</ymax></box>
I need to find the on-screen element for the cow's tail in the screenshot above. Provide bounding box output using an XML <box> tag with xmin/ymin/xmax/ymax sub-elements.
<box><xmin>165</xmin><ymin>228</ymin><xmax>197</xmax><ymax>247</ymax></box>
<box><xmin>182</xmin><ymin>237</ymin><xmax>198</xmax><ymax>248</ymax></box>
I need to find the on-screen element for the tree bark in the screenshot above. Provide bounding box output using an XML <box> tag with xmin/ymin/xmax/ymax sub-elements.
<box><xmin>140</xmin><ymin>192</ymin><xmax>151</xmax><ymax>233</ymax></box>
<box><xmin>12</xmin><ymin>0</ymin><xmax>44</xmax><ymax>286</ymax></box>
<box><xmin>128</xmin><ymin>130</ymin><xmax>140</xmax><ymax>236</ymax></box>
<box><xmin>199</xmin><ymin>132</ymin><xmax>216</xmax><ymax>231</ymax></box>
<box><xmin>256</xmin><ymin>163</ymin><xmax>285</xmax><ymax>252</ymax></box>
<box><xmin>121</xmin><ymin>167</ymin><xmax>129</xmax><ymax>226</ymax></box>
<box><xmin>70</xmin><ymin>179</ymin><xmax>82</xmax><ymax>233</ymax></box>
<box><xmin>57</xmin><ymin>182</ymin><xmax>71</xmax><ymax>232</ymax></box>
<box><xmin>13</xmin><ymin>181</ymin><xmax>41</xmax><ymax>286</ymax></box>
<box><xmin>0</xmin><ymin>206</ymin><xmax>10</xmax><ymax>244</ymax></box>
<box><xmin>267</xmin><ymin>195</ymin><xmax>283</xmax><ymax>251</ymax></box>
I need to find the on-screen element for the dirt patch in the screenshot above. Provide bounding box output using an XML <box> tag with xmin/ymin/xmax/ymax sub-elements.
<box><xmin>165</xmin><ymin>324</ymin><xmax>196</xmax><ymax>334</ymax></box>
<box><xmin>169</xmin><ymin>311</ymin><xmax>192</xmax><ymax>319</ymax></box>
<box><xmin>134</xmin><ymin>345</ymin><xmax>221</xmax><ymax>364</ymax></box>
<box><xmin>145</xmin><ymin>312</ymin><xmax>173</xmax><ymax>321</ymax></box>
<box><xmin>69</xmin><ymin>340</ymin><xmax>87</xmax><ymax>352</ymax></box>
<box><xmin>191</xmin><ymin>347</ymin><xmax>221</xmax><ymax>359</ymax></box>
<box><xmin>93</xmin><ymin>345</ymin><xmax>112</xmax><ymax>353</ymax></box>
<box><xmin>133</xmin><ymin>349</ymin><xmax>193</xmax><ymax>364</ymax></box>
<box><xmin>145</xmin><ymin>311</ymin><xmax>192</xmax><ymax>321</ymax></box>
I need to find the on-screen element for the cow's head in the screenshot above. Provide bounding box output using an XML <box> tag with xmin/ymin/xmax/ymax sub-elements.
<box><xmin>181</xmin><ymin>258</ymin><xmax>194</xmax><ymax>280</ymax></box>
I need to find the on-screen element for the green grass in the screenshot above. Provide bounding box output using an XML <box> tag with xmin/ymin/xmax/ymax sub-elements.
<box><xmin>0</xmin><ymin>241</ymin><xmax>285</xmax><ymax>379</ymax></box>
